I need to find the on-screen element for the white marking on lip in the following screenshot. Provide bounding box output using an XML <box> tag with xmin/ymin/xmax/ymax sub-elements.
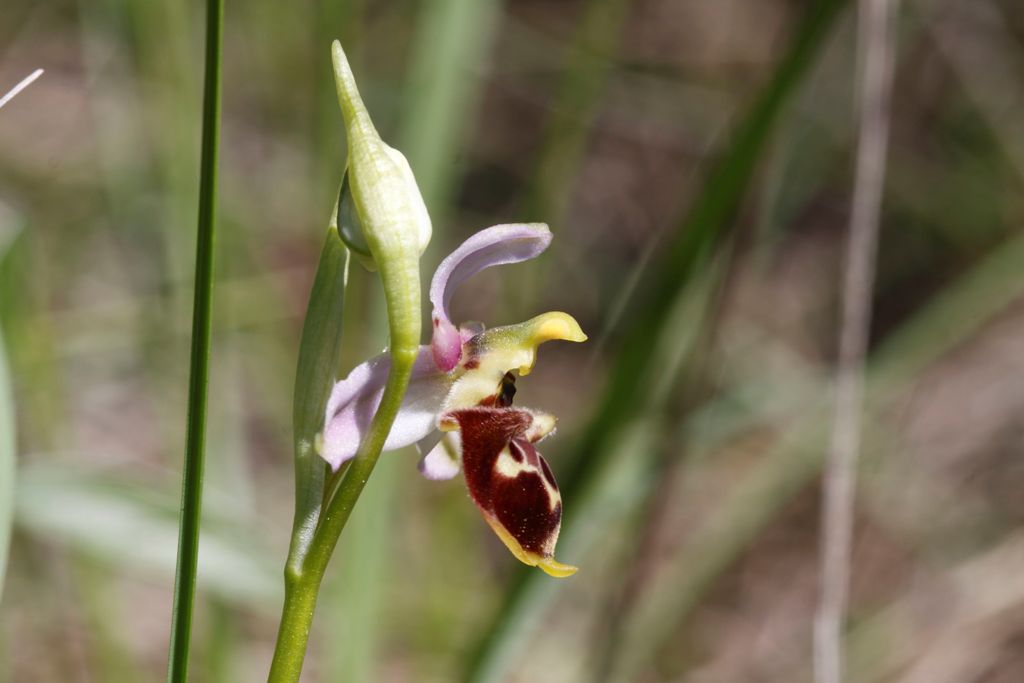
<box><xmin>494</xmin><ymin>447</ymin><xmax>532</xmax><ymax>479</ymax></box>
<box><xmin>492</xmin><ymin>446</ymin><xmax>561</xmax><ymax>512</ymax></box>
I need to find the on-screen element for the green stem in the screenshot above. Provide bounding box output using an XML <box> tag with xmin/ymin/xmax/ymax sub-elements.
<box><xmin>267</xmin><ymin>578</ymin><xmax>322</xmax><ymax>682</ymax></box>
<box><xmin>165</xmin><ymin>0</ymin><xmax>223</xmax><ymax>680</ymax></box>
<box><xmin>268</xmin><ymin>345</ymin><xmax>417</xmax><ymax>682</ymax></box>
<box><xmin>307</xmin><ymin>347</ymin><xmax>415</xmax><ymax>575</ymax></box>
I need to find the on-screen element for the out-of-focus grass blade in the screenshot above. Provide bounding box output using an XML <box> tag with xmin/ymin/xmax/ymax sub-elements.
<box><xmin>609</xmin><ymin>230</ymin><xmax>1024</xmax><ymax>681</ymax></box>
<box><xmin>197</xmin><ymin>355</ymin><xmax>257</xmax><ymax>681</ymax></box>
<box><xmin>868</xmin><ymin>233</ymin><xmax>1024</xmax><ymax>390</ymax></box>
<box><xmin>76</xmin><ymin>559</ymin><xmax>148</xmax><ymax>682</ymax></box>
<box><xmin>586</xmin><ymin>252</ymin><xmax>736</xmax><ymax>683</ymax></box>
<box><xmin>559</xmin><ymin>0</ymin><xmax>849</xmax><ymax>494</ymax></box>
<box><xmin>15</xmin><ymin>461</ymin><xmax>280</xmax><ymax>609</ymax></box>
<box><xmin>287</xmin><ymin>226</ymin><xmax>349</xmax><ymax>571</ymax></box>
<box><xmin>400</xmin><ymin>0</ymin><xmax>500</xmax><ymax>219</ymax></box>
<box><xmin>528</xmin><ymin>0</ymin><xmax>630</xmax><ymax>223</ymax></box>
<box><xmin>327</xmin><ymin>453</ymin><xmax>398</xmax><ymax>682</ymax></box>
<box><xmin>515</xmin><ymin>0</ymin><xmax>630</xmax><ymax>310</ymax></box>
<box><xmin>0</xmin><ymin>214</ymin><xmax>20</xmax><ymax>597</ymax></box>
<box><xmin>205</xmin><ymin>601</ymin><xmax>238</xmax><ymax>683</ymax></box>
<box><xmin>464</xmin><ymin>1</ymin><xmax>849</xmax><ymax>681</ymax></box>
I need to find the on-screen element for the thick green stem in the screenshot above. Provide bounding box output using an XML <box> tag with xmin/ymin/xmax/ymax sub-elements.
<box><xmin>269</xmin><ymin>43</ymin><xmax>427</xmax><ymax>681</ymax></box>
<box><xmin>267</xmin><ymin>344</ymin><xmax>417</xmax><ymax>682</ymax></box>
<box><xmin>267</xmin><ymin>572</ymin><xmax>322</xmax><ymax>682</ymax></box>
<box><xmin>306</xmin><ymin>347</ymin><xmax>415</xmax><ymax>575</ymax></box>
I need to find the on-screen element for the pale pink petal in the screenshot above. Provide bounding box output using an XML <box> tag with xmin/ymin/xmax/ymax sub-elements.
<box><xmin>416</xmin><ymin>432</ymin><xmax>462</xmax><ymax>481</ymax></box>
<box><xmin>320</xmin><ymin>346</ymin><xmax>452</xmax><ymax>470</ymax></box>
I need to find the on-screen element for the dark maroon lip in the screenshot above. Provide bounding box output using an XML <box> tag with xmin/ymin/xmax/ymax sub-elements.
<box><xmin>447</xmin><ymin>406</ymin><xmax>563</xmax><ymax>559</ymax></box>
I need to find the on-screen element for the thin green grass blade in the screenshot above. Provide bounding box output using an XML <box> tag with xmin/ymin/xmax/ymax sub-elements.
<box><xmin>464</xmin><ymin>1</ymin><xmax>849</xmax><ymax>680</ymax></box>
<box><xmin>0</xmin><ymin>219</ymin><xmax>19</xmax><ymax>597</ymax></box>
<box><xmin>167</xmin><ymin>0</ymin><xmax>224</xmax><ymax>679</ymax></box>
<box><xmin>287</xmin><ymin>227</ymin><xmax>350</xmax><ymax>572</ymax></box>
<box><xmin>0</xmin><ymin>341</ymin><xmax>12</xmax><ymax>673</ymax></box>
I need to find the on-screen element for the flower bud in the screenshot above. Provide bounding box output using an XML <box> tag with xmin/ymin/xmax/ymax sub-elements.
<box><xmin>331</xmin><ymin>40</ymin><xmax>430</xmax><ymax>353</ymax></box>
<box><xmin>331</xmin><ymin>41</ymin><xmax>431</xmax><ymax>265</ymax></box>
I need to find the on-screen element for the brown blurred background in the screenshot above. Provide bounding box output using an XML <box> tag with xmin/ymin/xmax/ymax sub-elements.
<box><xmin>2</xmin><ymin>0</ymin><xmax>1024</xmax><ymax>681</ymax></box>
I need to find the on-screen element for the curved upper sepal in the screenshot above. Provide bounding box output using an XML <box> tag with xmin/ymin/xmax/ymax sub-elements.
<box><xmin>429</xmin><ymin>224</ymin><xmax>553</xmax><ymax>372</ymax></box>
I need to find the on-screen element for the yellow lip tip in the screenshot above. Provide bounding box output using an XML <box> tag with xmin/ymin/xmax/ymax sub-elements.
<box><xmin>538</xmin><ymin>558</ymin><xmax>578</xmax><ymax>578</ymax></box>
<box><xmin>534</xmin><ymin>313</ymin><xmax>587</xmax><ymax>344</ymax></box>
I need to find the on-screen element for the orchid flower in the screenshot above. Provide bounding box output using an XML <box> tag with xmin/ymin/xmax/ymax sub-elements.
<box><xmin>319</xmin><ymin>223</ymin><xmax>586</xmax><ymax>577</ymax></box>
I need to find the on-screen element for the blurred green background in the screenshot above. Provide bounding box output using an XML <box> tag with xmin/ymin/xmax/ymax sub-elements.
<box><xmin>3</xmin><ymin>0</ymin><xmax>1024</xmax><ymax>681</ymax></box>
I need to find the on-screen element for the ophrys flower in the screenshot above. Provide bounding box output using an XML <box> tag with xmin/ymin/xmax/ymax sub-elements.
<box><xmin>320</xmin><ymin>223</ymin><xmax>585</xmax><ymax>577</ymax></box>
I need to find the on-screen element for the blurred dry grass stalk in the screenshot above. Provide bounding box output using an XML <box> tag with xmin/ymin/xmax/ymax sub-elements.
<box><xmin>815</xmin><ymin>0</ymin><xmax>897</xmax><ymax>681</ymax></box>
<box><xmin>0</xmin><ymin>70</ymin><xmax>43</xmax><ymax>111</ymax></box>
<box><xmin>1</xmin><ymin>1</ymin><xmax>1024</xmax><ymax>682</ymax></box>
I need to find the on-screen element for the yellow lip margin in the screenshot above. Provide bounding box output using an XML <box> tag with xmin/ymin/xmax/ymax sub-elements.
<box><xmin>483</xmin><ymin>515</ymin><xmax>578</xmax><ymax>578</ymax></box>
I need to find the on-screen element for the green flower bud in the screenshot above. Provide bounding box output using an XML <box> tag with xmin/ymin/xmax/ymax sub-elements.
<box><xmin>331</xmin><ymin>40</ymin><xmax>430</xmax><ymax>353</ymax></box>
